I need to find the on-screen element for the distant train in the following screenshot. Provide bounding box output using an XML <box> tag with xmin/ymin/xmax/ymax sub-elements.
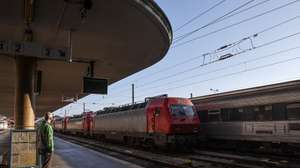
<box><xmin>192</xmin><ymin>80</ymin><xmax>300</xmax><ymax>147</ymax></box>
<box><xmin>54</xmin><ymin>95</ymin><xmax>200</xmax><ymax>146</ymax></box>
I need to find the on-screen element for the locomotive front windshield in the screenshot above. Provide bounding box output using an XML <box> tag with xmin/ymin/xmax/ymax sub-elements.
<box><xmin>170</xmin><ymin>104</ymin><xmax>195</xmax><ymax>117</ymax></box>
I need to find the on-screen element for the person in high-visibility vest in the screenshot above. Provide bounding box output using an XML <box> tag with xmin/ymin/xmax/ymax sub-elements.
<box><xmin>38</xmin><ymin>112</ymin><xmax>54</xmax><ymax>168</ymax></box>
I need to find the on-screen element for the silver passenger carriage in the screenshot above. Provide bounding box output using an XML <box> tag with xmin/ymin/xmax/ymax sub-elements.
<box><xmin>192</xmin><ymin>80</ymin><xmax>300</xmax><ymax>144</ymax></box>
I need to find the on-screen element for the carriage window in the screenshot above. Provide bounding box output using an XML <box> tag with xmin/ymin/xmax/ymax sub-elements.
<box><xmin>208</xmin><ymin>110</ymin><xmax>220</xmax><ymax>122</ymax></box>
<box><xmin>221</xmin><ymin>108</ymin><xmax>241</xmax><ymax>121</ymax></box>
<box><xmin>243</xmin><ymin>107</ymin><xmax>255</xmax><ymax>121</ymax></box>
<box><xmin>230</xmin><ymin>108</ymin><xmax>242</xmax><ymax>121</ymax></box>
<box><xmin>256</xmin><ymin>106</ymin><xmax>272</xmax><ymax>121</ymax></box>
<box><xmin>221</xmin><ymin>109</ymin><xmax>230</xmax><ymax>121</ymax></box>
<box><xmin>198</xmin><ymin>110</ymin><xmax>208</xmax><ymax>122</ymax></box>
<box><xmin>287</xmin><ymin>103</ymin><xmax>300</xmax><ymax>120</ymax></box>
<box><xmin>255</xmin><ymin>106</ymin><xmax>272</xmax><ymax>121</ymax></box>
<box><xmin>272</xmin><ymin>104</ymin><xmax>286</xmax><ymax>120</ymax></box>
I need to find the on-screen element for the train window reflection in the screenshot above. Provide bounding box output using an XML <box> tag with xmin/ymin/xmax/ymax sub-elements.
<box><xmin>287</xmin><ymin>103</ymin><xmax>300</xmax><ymax>120</ymax></box>
<box><xmin>272</xmin><ymin>104</ymin><xmax>286</xmax><ymax>120</ymax></box>
<box><xmin>208</xmin><ymin>110</ymin><xmax>220</xmax><ymax>122</ymax></box>
<box><xmin>256</xmin><ymin>106</ymin><xmax>272</xmax><ymax>121</ymax></box>
<box><xmin>243</xmin><ymin>107</ymin><xmax>255</xmax><ymax>121</ymax></box>
<box><xmin>198</xmin><ymin>110</ymin><xmax>208</xmax><ymax>122</ymax></box>
<box><xmin>221</xmin><ymin>109</ymin><xmax>230</xmax><ymax>121</ymax></box>
<box><xmin>221</xmin><ymin>109</ymin><xmax>242</xmax><ymax>121</ymax></box>
<box><xmin>170</xmin><ymin>104</ymin><xmax>195</xmax><ymax>117</ymax></box>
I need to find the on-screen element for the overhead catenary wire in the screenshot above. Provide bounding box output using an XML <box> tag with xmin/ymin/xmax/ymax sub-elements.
<box><xmin>134</xmin><ymin>56</ymin><xmax>300</xmax><ymax>99</ymax></box>
<box><xmin>105</xmin><ymin>38</ymin><xmax>247</xmax><ymax>95</ymax></box>
<box><xmin>174</xmin><ymin>0</ymin><xmax>256</xmax><ymax>42</ymax></box>
<box><xmin>106</xmin><ymin>27</ymin><xmax>300</xmax><ymax>99</ymax></box>
<box><xmin>173</xmin><ymin>0</ymin><xmax>300</xmax><ymax>48</ymax></box>
<box><xmin>129</xmin><ymin>14</ymin><xmax>300</xmax><ymax>88</ymax></box>
<box><xmin>173</xmin><ymin>0</ymin><xmax>272</xmax><ymax>42</ymax></box>
<box><xmin>125</xmin><ymin>29</ymin><xmax>300</xmax><ymax>96</ymax></box>
<box><xmin>108</xmin><ymin>0</ymin><xmax>290</xmax><ymax>92</ymax></box>
<box><xmin>174</xmin><ymin>0</ymin><xmax>227</xmax><ymax>32</ymax></box>
<box><xmin>137</xmin><ymin>45</ymin><xmax>300</xmax><ymax>92</ymax></box>
<box><xmin>106</xmin><ymin>14</ymin><xmax>300</xmax><ymax>97</ymax></box>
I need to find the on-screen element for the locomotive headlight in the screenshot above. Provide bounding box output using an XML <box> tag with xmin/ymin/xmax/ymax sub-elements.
<box><xmin>193</xmin><ymin>128</ymin><xmax>198</xmax><ymax>133</ymax></box>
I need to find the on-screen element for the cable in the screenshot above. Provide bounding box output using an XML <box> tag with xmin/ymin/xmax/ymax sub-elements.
<box><xmin>134</xmin><ymin>56</ymin><xmax>300</xmax><ymax>99</ymax></box>
<box><xmin>174</xmin><ymin>0</ymin><xmax>272</xmax><ymax>42</ymax></box>
<box><xmin>137</xmin><ymin>45</ymin><xmax>300</xmax><ymax>91</ymax></box>
<box><xmin>106</xmin><ymin>28</ymin><xmax>300</xmax><ymax>99</ymax></box>
<box><xmin>174</xmin><ymin>0</ymin><xmax>227</xmax><ymax>32</ymax></box>
<box><xmin>173</xmin><ymin>0</ymin><xmax>300</xmax><ymax>48</ymax></box>
<box><xmin>104</xmin><ymin>7</ymin><xmax>300</xmax><ymax>98</ymax></box>
<box><xmin>131</xmin><ymin>15</ymin><xmax>300</xmax><ymax>86</ymax></box>
<box><xmin>135</xmin><ymin>39</ymin><xmax>249</xmax><ymax>88</ymax></box>
<box><xmin>174</xmin><ymin>0</ymin><xmax>255</xmax><ymax>41</ymax></box>
<box><xmin>107</xmin><ymin>18</ymin><xmax>300</xmax><ymax>98</ymax></box>
<box><xmin>255</xmin><ymin>31</ymin><xmax>300</xmax><ymax>49</ymax></box>
<box><xmin>107</xmin><ymin>0</ymin><xmax>289</xmax><ymax>90</ymax></box>
<box><xmin>254</xmin><ymin>14</ymin><xmax>300</xmax><ymax>35</ymax></box>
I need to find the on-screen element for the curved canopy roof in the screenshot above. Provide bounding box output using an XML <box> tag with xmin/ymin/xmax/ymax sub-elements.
<box><xmin>0</xmin><ymin>0</ymin><xmax>172</xmax><ymax>117</ymax></box>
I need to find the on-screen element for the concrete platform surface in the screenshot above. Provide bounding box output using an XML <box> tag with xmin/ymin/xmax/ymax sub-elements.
<box><xmin>0</xmin><ymin>130</ymin><xmax>10</xmax><ymax>161</ymax></box>
<box><xmin>53</xmin><ymin>137</ymin><xmax>142</xmax><ymax>168</ymax></box>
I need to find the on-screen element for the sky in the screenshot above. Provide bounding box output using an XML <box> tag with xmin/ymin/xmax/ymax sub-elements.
<box><xmin>54</xmin><ymin>0</ymin><xmax>300</xmax><ymax>117</ymax></box>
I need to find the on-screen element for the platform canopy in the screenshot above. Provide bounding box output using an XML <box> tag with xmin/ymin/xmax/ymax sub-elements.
<box><xmin>0</xmin><ymin>0</ymin><xmax>172</xmax><ymax>117</ymax></box>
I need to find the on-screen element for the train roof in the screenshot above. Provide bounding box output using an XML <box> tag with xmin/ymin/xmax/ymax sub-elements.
<box><xmin>191</xmin><ymin>79</ymin><xmax>300</xmax><ymax>107</ymax></box>
<box><xmin>96</xmin><ymin>101</ymin><xmax>147</xmax><ymax>115</ymax></box>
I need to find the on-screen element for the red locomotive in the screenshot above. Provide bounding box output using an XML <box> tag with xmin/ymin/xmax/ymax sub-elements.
<box><xmin>54</xmin><ymin>95</ymin><xmax>200</xmax><ymax>145</ymax></box>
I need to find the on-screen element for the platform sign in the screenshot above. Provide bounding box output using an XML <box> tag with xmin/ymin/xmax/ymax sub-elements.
<box><xmin>83</xmin><ymin>77</ymin><xmax>108</xmax><ymax>94</ymax></box>
<box><xmin>10</xmin><ymin>130</ymin><xmax>39</xmax><ymax>168</ymax></box>
<box><xmin>0</xmin><ymin>40</ymin><xmax>68</xmax><ymax>60</ymax></box>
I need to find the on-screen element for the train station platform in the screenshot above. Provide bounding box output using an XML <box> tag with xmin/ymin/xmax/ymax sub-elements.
<box><xmin>1</xmin><ymin>131</ymin><xmax>141</xmax><ymax>168</ymax></box>
<box><xmin>0</xmin><ymin>130</ymin><xmax>9</xmax><ymax>164</ymax></box>
<box><xmin>53</xmin><ymin>137</ymin><xmax>141</xmax><ymax>168</ymax></box>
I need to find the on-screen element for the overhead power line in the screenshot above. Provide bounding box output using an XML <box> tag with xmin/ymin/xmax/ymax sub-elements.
<box><xmin>108</xmin><ymin>0</ymin><xmax>281</xmax><ymax>93</ymax></box>
<box><xmin>131</xmin><ymin>14</ymin><xmax>300</xmax><ymax>86</ymax></box>
<box><xmin>134</xmin><ymin>55</ymin><xmax>300</xmax><ymax>99</ymax></box>
<box><xmin>107</xmin><ymin>28</ymin><xmax>300</xmax><ymax>99</ymax></box>
<box><xmin>107</xmin><ymin>14</ymin><xmax>300</xmax><ymax>97</ymax></box>
<box><xmin>137</xmin><ymin>45</ymin><xmax>300</xmax><ymax>91</ymax></box>
<box><xmin>174</xmin><ymin>0</ymin><xmax>256</xmax><ymax>42</ymax></box>
<box><xmin>108</xmin><ymin>2</ymin><xmax>300</xmax><ymax>97</ymax></box>
<box><xmin>173</xmin><ymin>0</ymin><xmax>300</xmax><ymax>48</ymax></box>
<box><xmin>174</xmin><ymin>0</ymin><xmax>227</xmax><ymax>32</ymax></box>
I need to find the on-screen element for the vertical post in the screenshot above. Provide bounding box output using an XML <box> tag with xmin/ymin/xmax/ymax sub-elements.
<box><xmin>132</xmin><ymin>84</ymin><xmax>134</xmax><ymax>104</ymax></box>
<box><xmin>190</xmin><ymin>93</ymin><xmax>193</xmax><ymax>99</ymax></box>
<box><xmin>83</xmin><ymin>103</ymin><xmax>86</xmax><ymax>113</ymax></box>
<box><xmin>68</xmin><ymin>29</ymin><xmax>73</xmax><ymax>63</ymax></box>
<box><xmin>14</xmin><ymin>57</ymin><xmax>36</xmax><ymax>129</ymax></box>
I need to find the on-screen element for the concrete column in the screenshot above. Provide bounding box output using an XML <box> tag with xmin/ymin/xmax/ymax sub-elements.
<box><xmin>14</xmin><ymin>57</ymin><xmax>36</xmax><ymax>129</ymax></box>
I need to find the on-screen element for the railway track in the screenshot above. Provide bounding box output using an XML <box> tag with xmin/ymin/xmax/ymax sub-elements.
<box><xmin>56</xmin><ymin>133</ymin><xmax>300</xmax><ymax>168</ymax></box>
<box><xmin>187</xmin><ymin>150</ymin><xmax>299</xmax><ymax>168</ymax></box>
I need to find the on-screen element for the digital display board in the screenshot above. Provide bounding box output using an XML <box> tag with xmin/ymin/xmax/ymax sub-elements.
<box><xmin>83</xmin><ymin>77</ymin><xmax>108</xmax><ymax>94</ymax></box>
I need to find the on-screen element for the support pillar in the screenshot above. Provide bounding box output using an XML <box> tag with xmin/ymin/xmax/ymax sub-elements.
<box><xmin>14</xmin><ymin>57</ymin><xmax>36</xmax><ymax>129</ymax></box>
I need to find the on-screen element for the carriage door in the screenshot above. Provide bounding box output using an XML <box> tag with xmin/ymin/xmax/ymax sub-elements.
<box><xmin>150</xmin><ymin>107</ymin><xmax>160</xmax><ymax>133</ymax></box>
<box><xmin>154</xmin><ymin>107</ymin><xmax>161</xmax><ymax>132</ymax></box>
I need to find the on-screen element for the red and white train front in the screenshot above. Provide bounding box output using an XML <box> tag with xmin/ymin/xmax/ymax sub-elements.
<box><xmin>146</xmin><ymin>97</ymin><xmax>200</xmax><ymax>144</ymax></box>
